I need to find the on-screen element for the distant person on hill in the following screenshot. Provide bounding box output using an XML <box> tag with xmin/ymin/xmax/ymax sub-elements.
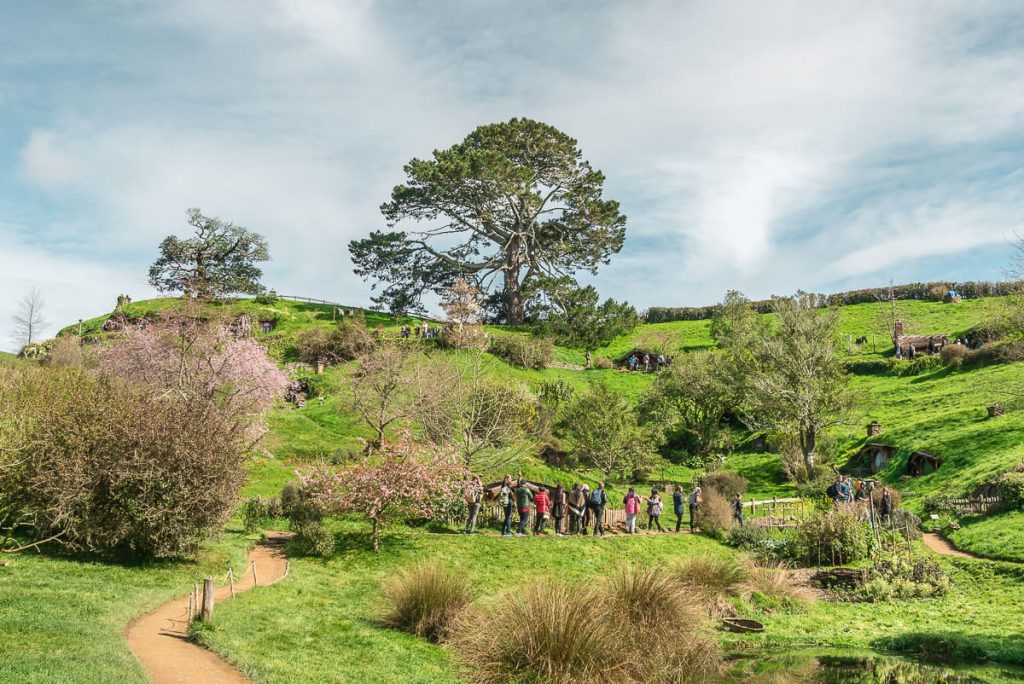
<box><xmin>880</xmin><ymin>487</ymin><xmax>893</xmax><ymax>523</ymax></box>
<box><xmin>826</xmin><ymin>476</ymin><xmax>840</xmax><ymax>505</ymax></box>
<box><xmin>657</xmin><ymin>354</ymin><xmax>666</xmax><ymax>370</ymax></box>
<box><xmin>623</xmin><ymin>487</ymin><xmax>642</xmax><ymax>534</ymax></box>
<box><xmin>552</xmin><ymin>484</ymin><xmax>567</xmax><ymax>535</ymax></box>
<box><xmin>732</xmin><ymin>493</ymin><xmax>744</xmax><ymax>527</ymax></box>
<box><xmin>908</xmin><ymin>344</ymin><xmax>917</xmax><ymax>359</ymax></box>
<box><xmin>498</xmin><ymin>474</ymin><xmax>515</xmax><ymax>537</ymax></box>
<box><xmin>533</xmin><ymin>486</ymin><xmax>550</xmax><ymax>535</ymax></box>
<box><xmin>568</xmin><ymin>483</ymin><xmax>585</xmax><ymax>534</ymax></box>
<box><xmin>585</xmin><ymin>483</ymin><xmax>593</xmax><ymax>536</ymax></box>
<box><xmin>515</xmin><ymin>479</ymin><xmax>533</xmax><ymax>536</ymax></box>
<box><xmin>590</xmin><ymin>482</ymin><xmax>609</xmax><ymax>536</ymax></box>
<box><xmin>463</xmin><ymin>475</ymin><xmax>483</xmax><ymax>534</ymax></box>
<box><xmin>688</xmin><ymin>486</ymin><xmax>702</xmax><ymax>533</ymax></box>
<box><xmin>895</xmin><ymin>345</ymin><xmax>903</xmax><ymax>360</ymax></box>
<box><xmin>585</xmin><ymin>351</ymin><xmax>592</xmax><ymax>369</ymax></box>
<box><xmin>647</xmin><ymin>488</ymin><xmax>665</xmax><ymax>532</ymax></box>
<box><xmin>673</xmin><ymin>484</ymin><xmax>685</xmax><ymax>532</ymax></box>
<box><xmin>643</xmin><ymin>353</ymin><xmax>651</xmax><ymax>372</ymax></box>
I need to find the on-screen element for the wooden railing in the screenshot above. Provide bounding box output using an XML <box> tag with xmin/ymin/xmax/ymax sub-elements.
<box><xmin>949</xmin><ymin>496</ymin><xmax>1003</xmax><ymax>516</ymax></box>
<box><xmin>742</xmin><ymin>497</ymin><xmax>808</xmax><ymax>528</ymax></box>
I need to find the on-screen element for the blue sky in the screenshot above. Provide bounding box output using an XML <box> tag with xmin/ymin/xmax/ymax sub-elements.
<box><xmin>3</xmin><ymin>1</ymin><xmax>1024</xmax><ymax>348</ymax></box>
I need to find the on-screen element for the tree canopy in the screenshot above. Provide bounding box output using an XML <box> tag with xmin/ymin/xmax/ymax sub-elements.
<box><xmin>149</xmin><ymin>209</ymin><xmax>270</xmax><ymax>299</ymax></box>
<box><xmin>527</xmin><ymin>276</ymin><xmax>639</xmax><ymax>350</ymax></box>
<box><xmin>349</xmin><ymin>118</ymin><xmax>626</xmax><ymax>324</ymax></box>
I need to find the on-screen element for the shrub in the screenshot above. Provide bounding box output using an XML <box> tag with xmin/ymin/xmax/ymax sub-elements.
<box><xmin>293</xmin><ymin>520</ymin><xmax>335</xmax><ymax>557</ymax></box>
<box><xmin>997</xmin><ymin>472</ymin><xmax>1024</xmax><ymax>509</ymax></box>
<box><xmin>728</xmin><ymin>524</ymin><xmax>765</xmax><ymax>550</ymax></box>
<box><xmin>253</xmin><ymin>293</ymin><xmax>278</xmax><ymax>304</ymax></box>
<box><xmin>743</xmin><ymin>561</ymin><xmax>816</xmax><ymax>607</ymax></box>
<box><xmin>885</xmin><ymin>509</ymin><xmax>922</xmax><ymax>540</ymax></box>
<box><xmin>45</xmin><ymin>336</ymin><xmax>85</xmax><ymax>368</ymax></box>
<box><xmin>280</xmin><ymin>482</ymin><xmax>333</xmax><ymax>555</ymax></box>
<box><xmin>900</xmin><ymin>355</ymin><xmax>943</xmax><ymax>376</ymax></box>
<box><xmin>488</xmin><ymin>334</ymin><xmax>554</xmax><ymax>370</ymax></box>
<box><xmin>242</xmin><ymin>496</ymin><xmax>283</xmax><ymax>533</ymax></box>
<box><xmin>382</xmin><ymin>562</ymin><xmax>473</xmax><ymax>643</ymax></box>
<box><xmin>854</xmin><ymin>557</ymin><xmax>951</xmax><ymax>602</ymax></box>
<box><xmin>922</xmin><ymin>493</ymin><xmax>959</xmax><ymax>516</ymax></box>
<box><xmin>3</xmin><ymin>368</ymin><xmax>250</xmax><ymax>558</ymax></box>
<box><xmin>792</xmin><ymin>509</ymin><xmax>870</xmax><ymax>566</ymax></box>
<box><xmin>453</xmin><ymin>580</ymin><xmax>620</xmax><ymax>684</ymax></box>
<box><xmin>294</xmin><ymin>320</ymin><xmax>373</xmax><ymax>366</ymax></box>
<box><xmin>592</xmin><ymin>356</ymin><xmax>614</xmax><ymax>370</ymax></box>
<box><xmin>672</xmin><ymin>555</ymin><xmax>749</xmax><ymax>601</ymax></box>
<box><xmin>939</xmin><ymin>343</ymin><xmax>972</xmax><ymax>368</ymax></box>
<box><xmin>697</xmin><ymin>489</ymin><xmax>735</xmax><ymax>539</ymax></box>
<box><xmin>699</xmin><ymin>471</ymin><xmax>747</xmax><ymax>498</ymax></box>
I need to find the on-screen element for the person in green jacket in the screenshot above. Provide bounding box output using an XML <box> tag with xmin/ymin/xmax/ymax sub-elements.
<box><xmin>515</xmin><ymin>480</ymin><xmax>534</xmax><ymax>536</ymax></box>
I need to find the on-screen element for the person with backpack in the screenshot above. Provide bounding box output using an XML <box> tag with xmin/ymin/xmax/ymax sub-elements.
<box><xmin>533</xmin><ymin>486</ymin><xmax>550</xmax><ymax>535</ymax></box>
<box><xmin>732</xmin><ymin>493</ymin><xmax>744</xmax><ymax>527</ymax></box>
<box><xmin>590</xmin><ymin>482</ymin><xmax>609</xmax><ymax>536</ymax></box>
<box><xmin>880</xmin><ymin>487</ymin><xmax>893</xmax><ymax>523</ymax></box>
<box><xmin>463</xmin><ymin>475</ymin><xmax>483</xmax><ymax>534</ymax></box>
<box><xmin>498</xmin><ymin>474</ymin><xmax>515</xmax><ymax>537</ymax></box>
<box><xmin>551</xmin><ymin>484</ymin><xmax>567</xmax><ymax>536</ymax></box>
<box><xmin>647</xmin><ymin>488</ymin><xmax>665</xmax><ymax>532</ymax></box>
<box><xmin>673</xmin><ymin>484</ymin><xmax>685</xmax><ymax>532</ymax></box>
<box><xmin>568</xmin><ymin>483</ymin><xmax>586</xmax><ymax>534</ymax></box>
<box><xmin>623</xmin><ymin>487</ymin><xmax>642</xmax><ymax>534</ymax></box>
<box><xmin>688</xmin><ymin>486</ymin><xmax>702</xmax><ymax>533</ymax></box>
<box><xmin>515</xmin><ymin>479</ymin><xmax>533</xmax><ymax>536</ymax></box>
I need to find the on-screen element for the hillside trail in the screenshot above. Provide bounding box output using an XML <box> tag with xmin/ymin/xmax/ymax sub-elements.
<box><xmin>125</xmin><ymin>531</ymin><xmax>291</xmax><ymax>684</ymax></box>
<box><xmin>921</xmin><ymin>532</ymin><xmax>979</xmax><ymax>559</ymax></box>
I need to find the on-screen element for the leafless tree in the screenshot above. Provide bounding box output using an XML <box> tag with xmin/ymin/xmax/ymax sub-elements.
<box><xmin>11</xmin><ymin>287</ymin><xmax>46</xmax><ymax>349</ymax></box>
<box><xmin>350</xmin><ymin>338</ymin><xmax>422</xmax><ymax>452</ymax></box>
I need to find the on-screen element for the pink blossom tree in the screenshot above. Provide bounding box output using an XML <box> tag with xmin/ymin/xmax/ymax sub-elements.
<box><xmin>301</xmin><ymin>433</ymin><xmax>461</xmax><ymax>552</ymax></box>
<box><xmin>98</xmin><ymin>313</ymin><xmax>288</xmax><ymax>418</ymax></box>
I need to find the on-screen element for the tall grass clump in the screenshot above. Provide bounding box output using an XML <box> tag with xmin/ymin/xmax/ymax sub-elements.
<box><xmin>382</xmin><ymin>561</ymin><xmax>473</xmax><ymax>643</ymax></box>
<box><xmin>453</xmin><ymin>580</ymin><xmax>618</xmax><ymax>684</ymax></box>
<box><xmin>673</xmin><ymin>555</ymin><xmax>749</xmax><ymax>601</ymax></box>
<box><xmin>742</xmin><ymin>561</ymin><xmax>816</xmax><ymax>608</ymax></box>
<box><xmin>793</xmin><ymin>509</ymin><xmax>870</xmax><ymax>566</ymax></box>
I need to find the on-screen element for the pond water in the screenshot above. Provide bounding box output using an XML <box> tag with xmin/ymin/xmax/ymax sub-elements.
<box><xmin>723</xmin><ymin>653</ymin><xmax>1024</xmax><ymax>683</ymax></box>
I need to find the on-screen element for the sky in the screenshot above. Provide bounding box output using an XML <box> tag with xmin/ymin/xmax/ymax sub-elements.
<box><xmin>3</xmin><ymin>1</ymin><xmax>1024</xmax><ymax>349</ymax></box>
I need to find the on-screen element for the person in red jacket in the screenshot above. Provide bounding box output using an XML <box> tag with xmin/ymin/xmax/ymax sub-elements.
<box><xmin>533</xmin><ymin>486</ymin><xmax>550</xmax><ymax>535</ymax></box>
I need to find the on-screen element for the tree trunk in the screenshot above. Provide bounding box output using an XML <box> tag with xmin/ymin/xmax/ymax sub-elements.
<box><xmin>371</xmin><ymin>518</ymin><xmax>381</xmax><ymax>552</ymax></box>
<box><xmin>503</xmin><ymin>240</ymin><xmax>524</xmax><ymax>325</ymax></box>
<box><xmin>802</xmin><ymin>427</ymin><xmax>817</xmax><ymax>479</ymax></box>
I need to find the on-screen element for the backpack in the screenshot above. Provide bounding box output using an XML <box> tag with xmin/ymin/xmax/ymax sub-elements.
<box><xmin>590</xmin><ymin>488</ymin><xmax>604</xmax><ymax>507</ymax></box>
<box><xmin>498</xmin><ymin>485</ymin><xmax>511</xmax><ymax>507</ymax></box>
<box><xmin>826</xmin><ymin>483</ymin><xmax>838</xmax><ymax>499</ymax></box>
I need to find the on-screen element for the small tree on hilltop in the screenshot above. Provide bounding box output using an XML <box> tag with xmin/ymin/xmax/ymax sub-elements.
<box><xmin>527</xmin><ymin>276</ymin><xmax>639</xmax><ymax>351</ymax></box>
<box><xmin>11</xmin><ymin>287</ymin><xmax>46</xmax><ymax>349</ymax></box>
<box><xmin>559</xmin><ymin>383</ymin><xmax>660</xmax><ymax>480</ymax></box>
<box><xmin>439</xmin><ymin>277</ymin><xmax>482</xmax><ymax>330</ymax></box>
<box><xmin>149</xmin><ymin>208</ymin><xmax>270</xmax><ymax>299</ymax></box>
<box><xmin>301</xmin><ymin>434</ymin><xmax>460</xmax><ymax>552</ymax></box>
<box><xmin>741</xmin><ymin>293</ymin><xmax>855</xmax><ymax>479</ymax></box>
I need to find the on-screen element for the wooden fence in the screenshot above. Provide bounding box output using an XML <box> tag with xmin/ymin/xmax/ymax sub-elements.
<box><xmin>949</xmin><ymin>496</ymin><xmax>1003</xmax><ymax>516</ymax></box>
<box><xmin>742</xmin><ymin>497</ymin><xmax>808</xmax><ymax>528</ymax></box>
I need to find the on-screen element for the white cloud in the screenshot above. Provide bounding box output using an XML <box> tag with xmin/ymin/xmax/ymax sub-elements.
<box><xmin>20</xmin><ymin>130</ymin><xmax>85</xmax><ymax>187</ymax></box>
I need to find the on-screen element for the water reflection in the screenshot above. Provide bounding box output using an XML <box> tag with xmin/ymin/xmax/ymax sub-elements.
<box><xmin>723</xmin><ymin>653</ymin><xmax>1024</xmax><ymax>683</ymax></box>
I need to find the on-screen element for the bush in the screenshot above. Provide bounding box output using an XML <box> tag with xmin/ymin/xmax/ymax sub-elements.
<box><xmin>997</xmin><ymin>472</ymin><xmax>1024</xmax><ymax>509</ymax></box>
<box><xmin>280</xmin><ymin>481</ymin><xmax>334</xmax><ymax>556</ymax></box>
<box><xmin>453</xmin><ymin>569</ymin><xmax>722</xmax><ymax>684</ymax></box>
<box><xmin>696</xmin><ymin>489</ymin><xmax>735</xmax><ymax>539</ymax></box>
<box><xmin>2</xmin><ymin>368</ymin><xmax>250</xmax><ymax>558</ymax></box>
<box><xmin>453</xmin><ymin>580</ymin><xmax>620</xmax><ymax>684</ymax></box>
<box><xmin>743</xmin><ymin>561</ymin><xmax>816</xmax><ymax>607</ymax></box>
<box><xmin>294</xmin><ymin>320</ymin><xmax>372</xmax><ymax>366</ymax></box>
<box><xmin>253</xmin><ymin>293</ymin><xmax>279</xmax><ymax>304</ymax></box>
<box><xmin>672</xmin><ymin>555</ymin><xmax>749</xmax><ymax>602</ymax></box>
<box><xmin>900</xmin><ymin>355</ymin><xmax>943</xmax><ymax>376</ymax></box>
<box><xmin>728</xmin><ymin>524</ymin><xmax>765</xmax><ymax>550</ymax></box>
<box><xmin>939</xmin><ymin>343</ymin><xmax>973</xmax><ymax>368</ymax></box>
<box><xmin>885</xmin><ymin>509</ymin><xmax>922</xmax><ymax>540</ymax></box>
<box><xmin>699</xmin><ymin>471</ymin><xmax>747</xmax><ymax>498</ymax></box>
<box><xmin>922</xmin><ymin>493</ymin><xmax>959</xmax><ymax>515</ymax></box>
<box><xmin>293</xmin><ymin>520</ymin><xmax>335</xmax><ymax>557</ymax></box>
<box><xmin>792</xmin><ymin>509</ymin><xmax>870</xmax><ymax>566</ymax></box>
<box><xmin>592</xmin><ymin>356</ymin><xmax>613</xmax><ymax>370</ymax></box>
<box><xmin>854</xmin><ymin>557</ymin><xmax>951</xmax><ymax>602</ymax></box>
<box><xmin>242</xmin><ymin>496</ymin><xmax>283</xmax><ymax>533</ymax></box>
<box><xmin>382</xmin><ymin>562</ymin><xmax>473</xmax><ymax>643</ymax></box>
<box><xmin>488</xmin><ymin>334</ymin><xmax>554</xmax><ymax>370</ymax></box>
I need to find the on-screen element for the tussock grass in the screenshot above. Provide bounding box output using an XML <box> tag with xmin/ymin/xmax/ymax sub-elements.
<box><xmin>742</xmin><ymin>560</ymin><xmax>817</xmax><ymax>607</ymax></box>
<box><xmin>382</xmin><ymin>561</ymin><xmax>473</xmax><ymax>643</ymax></box>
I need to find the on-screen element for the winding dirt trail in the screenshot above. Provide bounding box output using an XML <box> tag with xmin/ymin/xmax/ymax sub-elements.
<box><xmin>922</xmin><ymin>532</ymin><xmax>977</xmax><ymax>559</ymax></box>
<box><xmin>125</xmin><ymin>532</ymin><xmax>291</xmax><ymax>684</ymax></box>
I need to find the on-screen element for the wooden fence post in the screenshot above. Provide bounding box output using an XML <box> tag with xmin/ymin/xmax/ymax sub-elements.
<box><xmin>228</xmin><ymin>568</ymin><xmax>235</xmax><ymax>598</ymax></box>
<box><xmin>202</xmin><ymin>578</ymin><xmax>215</xmax><ymax>622</ymax></box>
<box><xmin>251</xmin><ymin>559</ymin><xmax>258</xmax><ymax>587</ymax></box>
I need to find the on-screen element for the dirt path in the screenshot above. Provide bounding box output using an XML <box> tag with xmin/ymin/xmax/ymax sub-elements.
<box><xmin>922</xmin><ymin>532</ymin><xmax>977</xmax><ymax>559</ymax></box>
<box><xmin>125</xmin><ymin>532</ymin><xmax>291</xmax><ymax>684</ymax></box>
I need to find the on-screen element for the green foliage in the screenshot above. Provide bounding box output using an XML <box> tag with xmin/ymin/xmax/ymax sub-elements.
<box><xmin>527</xmin><ymin>276</ymin><xmax>640</xmax><ymax>350</ymax></box>
<box><xmin>382</xmin><ymin>562</ymin><xmax>473</xmax><ymax>643</ymax></box>
<box><xmin>148</xmin><ymin>208</ymin><xmax>269</xmax><ymax>298</ymax></box>
<box><xmin>641</xmin><ymin>349</ymin><xmax>736</xmax><ymax>466</ymax></box>
<box><xmin>698</xmin><ymin>471</ymin><xmax>747</xmax><ymax>498</ymax></box>
<box><xmin>349</xmin><ymin>118</ymin><xmax>626</xmax><ymax>322</ymax></box>
<box><xmin>294</xmin><ymin>319</ymin><xmax>373</xmax><ymax>366</ymax></box>
<box><xmin>242</xmin><ymin>496</ymin><xmax>283</xmax><ymax>533</ymax></box>
<box><xmin>853</xmin><ymin>557</ymin><xmax>951</xmax><ymax>602</ymax></box>
<box><xmin>940</xmin><ymin>343</ymin><xmax>973</xmax><ymax>368</ymax></box>
<box><xmin>997</xmin><ymin>472</ymin><xmax>1024</xmax><ymax>508</ymax></box>
<box><xmin>487</xmin><ymin>333</ymin><xmax>554</xmax><ymax>369</ymax></box>
<box><xmin>792</xmin><ymin>510</ymin><xmax>871</xmax><ymax>566</ymax></box>
<box><xmin>558</xmin><ymin>383</ymin><xmax>660</xmax><ymax>480</ymax></box>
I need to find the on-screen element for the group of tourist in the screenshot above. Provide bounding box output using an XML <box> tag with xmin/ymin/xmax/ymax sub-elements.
<box><xmin>461</xmin><ymin>477</ymin><xmax>744</xmax><ymax>537</ymax></box>
<box><xmin>826</xmin><ymin>475</ymin><xmax>893</xmax><ymax>519</ymax></box>
<box><xmin>624</xmin><ymin>352</ymin><xmax>669</xmax><ymax>372</ymax></box>
<box><xmin>399</xmin><ymin>322</ymin><xmax>445</xmax><ymax>339</ymax></box>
